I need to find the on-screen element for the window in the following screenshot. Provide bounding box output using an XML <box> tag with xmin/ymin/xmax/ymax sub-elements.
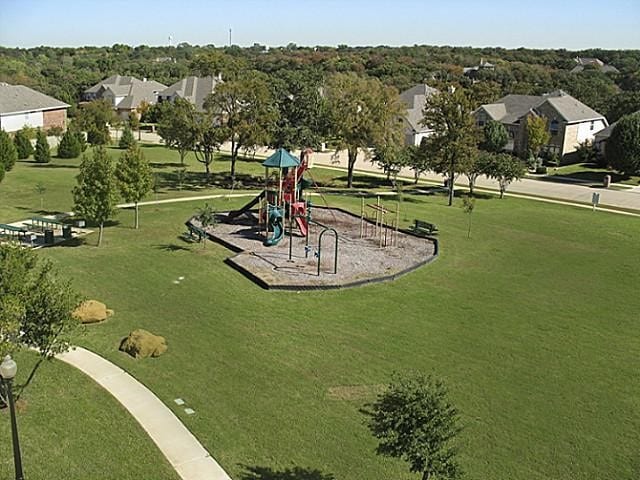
<box><xmin>550</xmin><ymin>119</ymin><xmax>559</xmax><ymax>136</ymax></box>
<box><xmin>590</xmin><ymin>121</ymin><xmax>595</xmax><ymax>131</ymax></box>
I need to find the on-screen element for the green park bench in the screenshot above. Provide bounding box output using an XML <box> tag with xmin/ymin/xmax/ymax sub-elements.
<box><xmin>411</xmin><ymin>219</ymin><xmax>439</xmax><ymax>236</ymax></box>
<box><xmin>185</xmin><ymin>221</ymin><xmax>206</xmax><ymax>241</ymax></box>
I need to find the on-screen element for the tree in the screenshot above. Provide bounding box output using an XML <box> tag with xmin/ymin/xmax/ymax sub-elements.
<box><xmin>462</xmin><ymin>196</ymin><xmax>475</xmax><ymax>239</ymax></box>
<box><xmin>191</xmin><ymin>109</ymin><xmax>221</xmax><ymax>182</ymax></box>
<box><xmin>0</xmin><ymin>130</ymin><xmax>18</xmax><ymax>176</ymax></box>
<box><xmin>195</xmin><ymin>203</ymin><xmax>216</xmax><ymax>248</ymax></box>
<box><xmin>128</xmin><ymin>111</ymin><xmax>141</xmax><ymax>141</ymax></box>
<box><xmin>33</xmin><ymin>128</ymin><xmax>51</xmax><ymax>163</ymax></box>
<box><xmin>0</xmin><ymin>243</ymin><xmax>81</xmax><ymax>398</ymax></box>
<box><xmin>465</xmin><ymin>151</ymin><xmax>492</xmax><ymax>196</ymax></box>
<box><xmin>119</xmin><ymin>124</ymin><xmax>136</xmax><ymax>149</ymax></box>
<box><xmin>422</xmin><ymin>87</ymin><xmax>479</xmax><ymax>206</ymax></box>
<box><xmin>480</xmin><ymin>120</ymin><xmax>508</xmax><ymax>153</ymax></box>
<box><xmin>77</xmin><ymin>100</ymin><xmax>114</xmax><ymax>146</ymax></box>
<box><xmin>606</xmin><ymin>112</ymin><xmax>640</xmax><ymax>175</ymax></box>
<box><xmin>325</xmin><ymin>73</ymin><xmax>405</xmax><ymax>188</ymax></box>
<box><xmin>13</xmin><ymin>128</ymin><xmax>34</xmax><ymax>159</ymax></box>
<box><xmin>157</xmin><ymin>98</ymin><xmax>196</xmax><ymax>165</ymax></box>
<box><xmin>364</xmin><ymin>373</ymin><xmax>462</xmax><ymax>480</ymax></box>
<box><xmin>204</xmin><ymin>71</ymin><xmax>279</xmax><ymax>185</ymax></box>
<box><xmin>484</xmin><ymin>153</ymin><xmax>526</xmax><ymax>198</ymax></box>
<box><xmin>34</xmin><ymin>182</ymin><xmax>46</xmax><ymax>210</ymax></box>
<box><xmin>410</xmin><ymin>141</ymin><xmax>435</xmax><ymax>184</ymax></box>
<box><xmin>115</xmin><ymin>144</ymin><xmax>153</xmax><ymax>229</ymax></box>
<box><xmin>73</xmin><ymin>146</ymin><xmax>118</xmax><ymax>246</ymax></box>
<box><xmin>525</xmin><ymin>115</ymin><xmax>550</xmax><ymax>166</ymax></box>
<box><xmin>269</xmin><ymin>70</ymin><xmax>327</xmax><ymax>152</ymax></box>
<box><xmin>57</xmin><ymin>129</ymin><xmax>82</xmax><ymax>158</ymax></box>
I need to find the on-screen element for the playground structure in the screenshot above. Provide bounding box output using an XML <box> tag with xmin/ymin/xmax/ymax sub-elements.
<box><xmin>184</xmin><ymin>148</ymin><xmax>438</xmax><ymax>290</ymax></box>
<box><xmin>360</xmin><ymin>196</ymin><xmax>400</xmax><ymax>248</ymax></box>
<box><xmin>225</xmin><ymin>148</ymin><xmax>339</xmax><ymax>276</ymax></box>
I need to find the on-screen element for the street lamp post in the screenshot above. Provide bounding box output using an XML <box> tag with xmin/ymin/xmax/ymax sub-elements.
<box><xmin>1</xmin><ymin>355</ymin><xmax>24</xmax><ymax>480</ymax></box>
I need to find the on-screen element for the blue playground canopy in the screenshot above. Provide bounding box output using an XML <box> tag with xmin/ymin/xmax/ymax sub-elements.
<box><xmin>262</xmin><ymin>148</ymin><xmax>300</xmax><ymax>168</ymax></box>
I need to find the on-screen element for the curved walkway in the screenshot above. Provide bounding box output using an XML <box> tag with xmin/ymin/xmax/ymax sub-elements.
<box><xmin>57</xmin><ymin>347</ymin><xmax>231</xmax><ymax>480</ymax></box>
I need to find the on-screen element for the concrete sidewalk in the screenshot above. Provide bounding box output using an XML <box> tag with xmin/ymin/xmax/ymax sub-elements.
<box><xmin>57</xmin><ymin>347</ymin><xmax>231</xmax><ymax>480</ymax></box>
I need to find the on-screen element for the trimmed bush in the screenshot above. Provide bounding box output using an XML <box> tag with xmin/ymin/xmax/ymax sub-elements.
<box><xmin>0</xmin><ymin>130</ymin><xmax>18</xmax><ymax>173</ymax></box>
<box><xmin>34</xmin><ymin>129</ymin><xmax>51</xmax><ymax>163</ymax></box>
<box><xmin>14</xmin><ymin>128</ymin><xmax>34</xmax><ymax>159</ymax></box>
<box><xmin>119</xmin><ymin>125</ymin><xmax>136</xmax><ymax>149</ymax></box>
<box><xmin>58</xmin><ymin>129</ymin><xmax>82</xmax><ymax>158</ymax></box>
<box><xmin>119</xmin><ymin>329</ymin><xmax>168</xmax><ymax>359</ymax></box>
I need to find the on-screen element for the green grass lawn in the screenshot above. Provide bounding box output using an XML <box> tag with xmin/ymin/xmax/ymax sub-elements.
<box><xmin>2</xmin><ymin>144</ymin><xmax>639</xmax><ymax>479</ymax></box>
<box><xmin>549</xmin><ymin>162</ymin><xmax>640</xmax><ymax>186</ymax></box>
<box><xmin>0</xmin><ymin>352</ymin><xmax>178</xmax><ymax>479</ymax></box>
<box><xmin>35</xmin><ymin>192</ymin><xmax>639</xmax><ymax>480</ymax></box>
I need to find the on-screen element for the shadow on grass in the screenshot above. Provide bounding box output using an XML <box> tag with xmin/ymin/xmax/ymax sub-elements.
<box><xmin>155</xmin><ymin>170</ymin><xmax>264</xmax><ymax>191</ymax></box>
<box><xmin>56</xmin><ymin>237</ymin><xmax>86</xmax><ymax>248</ymax></box>
<box><xmin>153</xmin><ymin>243</ymin><xmax>192</xmax><ymax>252</ymax></box>
<box><xmin>27</xmin><ymin>162</ymin><xmax>80</xmax><ymax>169</ymax></box>
<box><xmin>150</xmin><ymin>162</ymin><xmax>185</xmax><ymax>169</ymax></box>
<box><xmin>240</xmin><ymin>465</ymin><xmax>336</xmax><ymax>480</ymax></box>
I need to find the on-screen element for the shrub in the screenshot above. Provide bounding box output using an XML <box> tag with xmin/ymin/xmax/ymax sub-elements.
<box><xmin>14</xmin><ymin>128</ymin><xmax>34</xmax><ymax>159</ymax></box>
<box><xmin>0</xmin><ymin>130</ymin><xmax>18</xmax><ymax>175</ymax></box>
<box><xmin>535</xmin><ymin>166</ymin><xmax>548</xmax><ymax>174</ymax></box>
<box><xmin>34</xmin><ymin>128</ymin><xmax>51</xmax><ymax>163</ymax></box>
<box><xmin>119</xmin><ymin>125</ymin><xmax>136</xmax><ymax>149</ymax></box>
<box><xmin>58</xmin><ymin>129</ymin><xmax>82</xmax><ymax>158</ymax></box>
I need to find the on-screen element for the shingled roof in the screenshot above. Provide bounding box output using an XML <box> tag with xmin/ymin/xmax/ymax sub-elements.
<box><xmin>159</xmin><ymin>76</ymin><xmax>222</xmax><ymax>111</ymax></box>
<box><xmin>399</xmin><ymin>84</ymin><xmax>439</xmax><ymax>132</ymax></box>
<box><xmin>0</xmin><ymin>83</ymin><xmax>69</xmax><ymax>115</ymax></box>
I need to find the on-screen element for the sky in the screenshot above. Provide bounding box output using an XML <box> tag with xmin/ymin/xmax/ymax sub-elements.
<box><xmin>0</xmin><ymin>0</ymin><xmax>639</xmax><ymax>50</ymax></box>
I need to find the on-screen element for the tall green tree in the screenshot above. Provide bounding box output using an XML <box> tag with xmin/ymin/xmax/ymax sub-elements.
<box><xmin>326</xmin><ymin>73</ymin><xmax>405</xmax><ymax>188</ymax></box>
<box><xmin>364</xmin><ymin>373</ymin><xmax>463</xmax><ymax>480</ymax></box>
<box><xmin>157</xmin><ymin>98</ymin><xmax>196</xmax><ymax>165</ymax></box>
<box><xmin>13</xmin><ymin>128</ymin><xmax>34</xmax><ymax>159</ymax></box>
<box><xmin>525</xmin><ymin>115</ymin><xmax>550</xmax><ymax>164</ymax></box>
<box><xmin>57</xmin><ymin>129</ymin><xmax>82</xmax><ymax>158</ymax></box>
<box><xmin>606</xmin><ymin>112</ymin><xmax>640</xmax><ymax>175</ymax></box>
<box><xmin>0</xmin><ymin>130</ymin><xmax>18</xmax><ymax>177</ymax></box>
<box><xmin>73</xmin><ymin>146</ymin><xmax>118</xmax><ymax>246</ymax></box>
<box><xmin>191</xmin><ymin>109</ymin><xmax>222</xmax><ymax>182</ymax></box>
<box><xmin>422</xmin><ymin>87</ymin><xmax>479</xmax><ymax>205</ymax></box>
<box><xmin>483</xmin><ymin>153</ymin><xmax>526</xmax><ymax>198</ymax></box>
<box><xmin>77</xmin><ymin>100</ymin><xmax>114</xmax><ymax>146</ymax></box>
<box><xmin>204</xmin><ymin>71</ymin><xmax>278</xmax><ymax>185</ymax></box>
<box><xmin>269</xmin><ymin>70</ymin><xmax>327</xmax><ymax>152</ymax></box>
<box><xmin>465</xmin><ymin>151</ymin><xmax>493</xmax><ymax>196</ymax></box>
<box><xmin>115</xmin><ymin>144</ymin><xmax>153</xmax><ymax>229</ymax></box>
<box><xmin>128</xmin><ymin>111</ymin><xmax>141</xmax><ymax>140</ymax></box>
<box><xmin>118</xmin><ymin>124</ymin><xmax>136</xmax><ymax>149</ymax></box>
<box><xmin>34</xmin><ymin>128</ymin><xmax>51</xmax><ymax>163</ymax></box>
<box><xmin>0</xmin><ymin>243</ymin><xmax>81</xmax><ymax>398</ymax></box>
<box><xmin>480</xmin><ymin>120</ymin><xmax>508</xmax><ymax>153</ymax></box>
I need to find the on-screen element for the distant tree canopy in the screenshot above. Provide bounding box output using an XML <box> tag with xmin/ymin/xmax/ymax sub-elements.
<box><xmin>0</xmin><ymin>44</ymin><xmax>636</xmax><ymax>123</ymax></box>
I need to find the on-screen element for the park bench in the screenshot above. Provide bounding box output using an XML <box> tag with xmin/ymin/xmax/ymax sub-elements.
<box><xmin>185</xmin><ymin>221</ymin><xmax>206</xmax><ymax>241</ymax></box>
<box><xmin>411</xmin><ymin>219</ymin><xmax>438</xmax><ymax>236</ymax></box>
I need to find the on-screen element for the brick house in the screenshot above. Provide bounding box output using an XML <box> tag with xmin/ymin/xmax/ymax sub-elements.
<box><xmin>0</xmin><ymin>82</ymin><xmax>69</xmax><ymax>133</ymax></box>
<box><xmin>473</xmin><ymin>90</ymin><xmax>608</xmax><ymax>160</ymax></box>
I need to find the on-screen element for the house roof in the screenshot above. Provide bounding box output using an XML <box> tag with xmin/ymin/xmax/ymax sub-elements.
<box><xmin>399</xmin><ymin>84</ymin><xmax>439</xmax><ymax>133</ymax></box>
<box><xmin>541</xmin><ymin>91</ymin><xmax>606</xmax><ymax>123</ymax></box>
<box><xmin>0</xmin><ymin>83</ymin><xmax>69</xmax><ymax>115</ymax></box>
<box><xmin>117</xmin><ymin>80</ymin><xmax>167</xmax><ymax>110</ymax></box>
<box><xmin>477</xmin><ymin>91</ymin><xmax>606</xmax><ymax>125</ymax></box>
<box><xmin>570</xmin><ymin>57</ymin><xmax>619</xmax><ymax>74</ymax></box>
<box><xmin>159</xmin><ymin>76</ymin><xmax>222</xmax><ymax>111</ymax></box>
<box><xmin>84</xmin><ymin>75</ymin><xmax>138</xmax><ymax>95</ymax></box>
<box><xmin>262</xmin><ymin>148</ymin><xmax>300</xmax><ymax>168</ymax></box>
<box><xmin>490</xmin><ymin>94</ymin><xmax>542</xmax><ymax>124</ymax></box>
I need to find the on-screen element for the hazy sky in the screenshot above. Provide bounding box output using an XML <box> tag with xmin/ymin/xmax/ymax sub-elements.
<box><xmin>1</xmin><ymin>0</ymin><xmax>638</xmax><ymax>50</ymax></box>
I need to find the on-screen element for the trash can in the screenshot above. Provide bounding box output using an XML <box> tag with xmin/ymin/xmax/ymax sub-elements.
<box><xmin>44</xmin><ymin>229</ymin><xmax>54</xmax><ymax>245</ymax></box>
<box><xmin>603</xmin><ymin>174</ymin><xmax>611</xmax><ymax>188</ymax></box>
<box><xmin>62</xmin><ymin>225</ymin><xmax>72</xmax><ymax>239</ymax></box>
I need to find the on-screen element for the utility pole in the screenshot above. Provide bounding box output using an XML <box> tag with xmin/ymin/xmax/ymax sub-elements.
<box><xmin>229</xmin><ymin>28</ymin><xmax>232</xmax><ymax>46</ymax></box>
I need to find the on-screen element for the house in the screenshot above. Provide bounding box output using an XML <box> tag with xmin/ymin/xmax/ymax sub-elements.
<box><xmin>157</xmin><ymin>76</ymin><xmax>222</xmax><ymax>111</ymax></box>
<box><xmin>399</xmin><ymin>84</ymin><xmax>439</xmax><ymax>146</ymax></box>
<box><xmin>570</xmin><ymin>57</ymin><xmax>619</xmax><ymax>74</ymax></box>
<box><xmin>473</xmin><ymin>90</ymin><xmax>608</xmax><ymax>160</ymax></box>
<box><xmin>83</xmin><ymin>75</ymin><xmax>167</xmax><ymax>119</ymax></box>
<box><xmin>463</xmin><ymin>58</ymin><xmax>495</xmax><ymax>80</ymax></box>
<box><xmin>0</xmin><ymin>82</ymin><xmax>69</xmax><ymax>133</ymax></box>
